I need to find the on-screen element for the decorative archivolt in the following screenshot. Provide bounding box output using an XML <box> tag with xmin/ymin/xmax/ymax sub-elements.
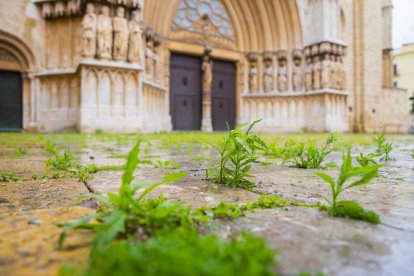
<box><xmin>0</xmin><ymin>30</ymin><xmax>35</xmax><ymax>71</ymax></box>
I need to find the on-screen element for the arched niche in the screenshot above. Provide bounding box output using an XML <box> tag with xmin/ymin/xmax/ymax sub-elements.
<box><xmin>0</xmin><ymin>30</ymin><xmax>36</xmax><ymax>131</ymax></box>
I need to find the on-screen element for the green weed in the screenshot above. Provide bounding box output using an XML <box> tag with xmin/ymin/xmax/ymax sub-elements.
<box><xmin>154</xmin><ymin>160</ymin><xmax>180</xmax><ymax>170</ymax></box>
<box><xmin>315</xmin><ymin>148</ymin><xmax>381</xmax><ymax>223</ymax></box>
<box><xmin>283</xmin><ymin>133</ymin><xmax>338</xmax><ymax>169</ymax></box>
<box><xmin>356</xmin><ymin>152</ymin><xmax>380</xmax><ymax>167</ymax></box>
<box><xmin>0</xmin><ymin>172</ymin><xmax>21</xmax><ymax>182</ymax></box>
<box><xmin>58</xmin><ymin>142</ymin><xmax>188</xmax><ymax>248</ymax></box>
<box><xmin>328</xmin><ymin>200</ymin><xmax>380</xmax><ymax>224</ymax></box>
<box><xmin>209</xmin><ymin>120</ymin><xmax>267</xmax><ymax>190</ymax></box>
<box><xmin>45</xmin><ymin>149</ymin><xmax>74</xmax><ymax>170</ymax></box>
<box><xmin>45</xmin><ymin>140</ymin><xmax>60</xmax><ymax>155</ymax></box>
<box><xmin>373</xmin><ymin>134</ymin><xmax>393</xmax><ymax>161</ymax></box>
<box><xmin>380</xmin><ymin>142</ymin><xmax>393</xmax><ymax>162</ymax></box>
<box><xmin>62</xmin><ymin>231</ymin><xmax>277</xmax><ymax>276</ymax></box>
<box><xmin>12</xmin><ymin>148</ymin><xmax>28</xmax><ymax>157</ymax></box>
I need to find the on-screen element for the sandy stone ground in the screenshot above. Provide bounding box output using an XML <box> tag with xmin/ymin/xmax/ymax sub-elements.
<box><xmin>0</xmin><ymin>135</ymin><xmax>413</xmax><ymax>275</ymax></box>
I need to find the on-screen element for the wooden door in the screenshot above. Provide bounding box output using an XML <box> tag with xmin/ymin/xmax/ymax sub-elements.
<box><xmin>170</xmin><ymin>54</ymin><xmax>202</xmax><ymax>131</ymax></box>
<box><xmin>212</xmin><ymin>59</ymin><xmax>236</xmax><ymax>131</ymax></box>
<box><xmin>0</xmin><ymin>71</ymin><xmax>22</xmax><ymax>131</ymax></box>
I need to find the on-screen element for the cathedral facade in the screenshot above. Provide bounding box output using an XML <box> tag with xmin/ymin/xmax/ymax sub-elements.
<box><xmin>0</xmin><ymin>0</ymin><xmax>409</xmax><ymax>133</ymax></box>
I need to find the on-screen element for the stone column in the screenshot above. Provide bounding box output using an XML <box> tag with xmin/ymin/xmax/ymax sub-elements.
<box><xmin>201</xmin><ymin>47</ymin><xmax>213</xmax><ymax>132</ymax></box>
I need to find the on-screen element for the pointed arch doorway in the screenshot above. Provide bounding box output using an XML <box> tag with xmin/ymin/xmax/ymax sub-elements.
<box><xmin>168</xmin><ymin>0</ymin><xmax>237</xmax><ymax>131</ymax></box>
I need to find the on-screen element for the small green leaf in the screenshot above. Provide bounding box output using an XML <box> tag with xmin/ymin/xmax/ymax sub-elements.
<box><xmin>315</xmin><ymin>172</ymin><xmax>336</xmax><ymax>190</ymax></box>
<box><xmin>93</xmin><ymin>209</ymin><xmax>127</xmax><ymax>248</ymax></box>
<box><xmin>347</xmin><ymin>169</ymin><xmax>379</xmax><ymax>189</ymax></box>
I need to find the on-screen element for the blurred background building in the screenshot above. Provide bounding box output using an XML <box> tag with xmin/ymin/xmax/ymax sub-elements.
<box><xmin>0</xmin><ymin>0</ymin><xmax>409</xmax><ymax>133</ymax></box>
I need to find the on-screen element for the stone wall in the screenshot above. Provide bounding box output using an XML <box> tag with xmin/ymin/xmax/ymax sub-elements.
<box><xmin>380</xmin><ymin>86</ymin><xmax>409</xmax><ymax>133</ymax></box>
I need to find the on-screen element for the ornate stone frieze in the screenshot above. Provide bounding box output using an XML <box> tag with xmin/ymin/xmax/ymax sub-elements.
<box><xmin>34</xmin><ymin>0</ymin><xmax>143</xmax><ymax>19</ymax></box>
<box><xmin>304</xmin><ymin>41</ymin><xmax>346</xmax><ymax>91</ymax></box>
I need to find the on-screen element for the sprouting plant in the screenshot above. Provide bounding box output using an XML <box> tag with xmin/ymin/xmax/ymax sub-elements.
<box><xmin>315</xmin><ymin>148</ymin><xmax>381</xmax><ymax>223</ymax></box>
<box><xmin>283</xmin><ymin>133</ymin><xmax>338</xmax><ymax>169</ymax></box>
<box><xmin>12</xmin><ymin>148</ymin><xmax>28</xmax><ymax>157</ymax></box>
<box><xmin>45</xmin><ymin>140</ymin><xmax>59</xmax><ymax>155</ymax></box>
<box><xmin>373</xmin><ymin>134</ymin><xmax>393</xmax><ymax>161</ymax></box>
<box><xmin>154</xmin><ymin>160</ymin><xmax>180</xmax><ymax>170</ymax></box>
<box><xmin>0</xmin><ymin>172</ymin><xmax>21</xmax><ymax>182</ymax></box>
<box><xmin>373</xmin><ymin>134</ymin><xmax>386</xmax><ymax>153</ymax></box>
<box><xmin>62</xmin><ymin>231</ymin><xmax>277</xmax><ymax>276</ymax></box>
<box><xmin>45</xmin><ymin>148</ymin><xmax>74</xmax><ymax>170</ymax></box>
<box><xmin>356</xmin><ymin>152</ymin><xmax>380</xmax><ymax>167</ymax></box>
<box><xmin>58</xmin><ymin>142</ymin><xmax>188</xmax><ymax>248</ymax></box>
<box><xmin>209</xmin><ymin>120</ymin><xmax>267</xmax><ymax>190</ymax></box>
<box><xmin>380</xmin><ymin>142</ymin><xmax>393</xmax><ymax>162</ymax></box>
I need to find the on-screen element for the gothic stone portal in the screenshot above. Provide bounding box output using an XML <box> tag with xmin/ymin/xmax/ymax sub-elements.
<box><xmin>0</xmin><ymin>71</ymin><xmax>22</xmax><ymax>131</ymax></box>
<box><xmin>170</xmin><ymin>54</ymin><xmax>236</xmax><ymax>131</ymax></box>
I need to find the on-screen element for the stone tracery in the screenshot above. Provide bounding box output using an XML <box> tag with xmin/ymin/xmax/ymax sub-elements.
<box><xmin>172</xmin><ymin>0</ymin><xmax>234</xmax><ymax>40</ymax></box>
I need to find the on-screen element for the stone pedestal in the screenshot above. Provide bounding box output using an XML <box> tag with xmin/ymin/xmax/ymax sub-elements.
<box><xmin>201</xmin><ymin>89</ymin><xmax>213</xmax><ymax>132</ymax></box>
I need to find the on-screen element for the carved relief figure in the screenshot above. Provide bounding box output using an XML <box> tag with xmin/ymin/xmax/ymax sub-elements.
<box><xmin>292</xmin><ymin>57</ymin><xmax>303</xmax><ymax>92</ymax></box>
<box><xmin>81</xmin><ymin>3</ymin><xmax>96</xmax><ymax>58</ymax></box>
<box><xmin>128</xmin><ymin>11</ymin><xmax>144</xmax><ymax>63</ymax></box>
<box><xmin>97</xmin><ymin>6</ymin><xmax>113</xmax><ymax>59</ymax></box>
<box><xmin>113</xmin><ymin>7</ymin><xmax>129</xmax><ymax>61</ymax></box>
<box><xmin>202</xmin><ymin>55</ymin><xmax>213</xmax><ymax>92</ymax></box>
<box><xmin>263</xmin><ymin>58</ymin><xmax>274</xmax><ymax>93</ymax></box>
<box><xmin>312</xmin><ymin>56</ymin><xmax>322</xmax><ymax>90</ymax></box>
<box><xmin>145</xmin><ymin>39</ymin><xmax>155</xmax><ymax>79</ymax></box>
<box><xmin>321</xmin><ymin>54</ymin><xmax>331</xmax><ymax>89</ymax></box>
<box><xmin>153</xmin><ymin>36</ymin><xmax>162</xmax><ymax>81</ymax></box>
<box><xmin>277</xmin><ymin>59</ymin><xmax>288</xmax><ymax>92</ymax></box>
<box><xmin>304</xmin><ymin>57</ymin><xmax>313</xmax><ymax>91</ymax></box>
<box><xmin>132</xmin><ymin>0</ymin><xmax>144</xmax><ymax>9</ymax></box>
<box><xmin>248</xmin><ymin>62</ymin><xmax>258</xmax><ymax>93</ymax></box>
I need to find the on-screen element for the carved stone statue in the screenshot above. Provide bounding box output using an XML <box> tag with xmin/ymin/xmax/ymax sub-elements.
<box><xmin>304</xmin><ymin>57</ymin><xmax>313</xmax><ymax>91</ymax></box>
<box><xmin>249</xmin><ymin>63</ymin><xmax>258</xmax><ymax>93</ymax></box>
<box><xmin>277</xmin><ymin>59</ymin><xmax>288</xmax><ymax>92</ymax></box>
<box><xmin>321</xmin><ymin>54</ymin><xmax>331</xmax><ymax>89</ymax></box>
<box><xmin>330</xmin><ymin>55</ymin><xmax>338</xmax><ymax>89</ymax></box>
<box><xmin>312</xmin><ymin>56</ymin><xmax>322</xmax><ymax>90</ymax></box>
<box><xmin>113</xmin><ymin>7</ymin><xmax>129</xmax><ymax>61</ymax></box>
<box><xmin>128</xmin><ymin>11</ymin><xmax>144</xmax><ymax>63</ymax></box>
<box><xmin>145</xmin><ymin>39</ymin><xmax>154</xmax><ymax>79</ymax></box>
<box><xmin>263</xmin><ymin>59</ymin><xmax>274</xmax><ymax>93</ymax></box>
<box><xmin>97</xmin><ymin>6</ymin><xmax>113</xmax><ymax>60</ymax></box>
<box><xmin>292</xmin><ymin>58</ymin><xmax>303</xmax><ymax>92</ymax></box>
<box><xmin>81</xmin><ymin>3</ymin><xmax>96</xmax><ymax>58</ymax></box>
<box><xmin>202</xmin><ymin>55</ymin><xmax>213</xmax><ymax>92</ymax></box>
